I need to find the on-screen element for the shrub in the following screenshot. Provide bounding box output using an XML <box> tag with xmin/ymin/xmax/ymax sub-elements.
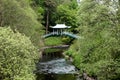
<box><xmin>0</xmin><ymin>0</ymin><xmax>44</xmax><ymax>47</ymax></box>
<box><xmin>0</xmin><ymin>27</ymin><xmax>38</xmax><ymax>80</ymax></box>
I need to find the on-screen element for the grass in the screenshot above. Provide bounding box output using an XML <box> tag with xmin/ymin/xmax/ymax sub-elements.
<box><xmin>43</xmin><ymin>36</ymin><xmax>71</xmax><ymax>53</ymax></box>
<box><xmin>44</xmin><ymin>48</ymin><xmax>64</xmax><ymax>53</ymax></box>
<box><xmin>44</xmin><ymin>37</ymin><xmax>64</xmax><ymax>46</ymax></box>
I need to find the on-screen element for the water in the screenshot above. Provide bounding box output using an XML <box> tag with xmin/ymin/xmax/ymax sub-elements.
<box><xmin>36</xmin><ymin>52</ymin><xmax>81</xmax><ymax>80</ymax></box>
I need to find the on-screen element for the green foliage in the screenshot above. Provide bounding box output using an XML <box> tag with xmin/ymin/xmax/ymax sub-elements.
<box><xmin>66</xmin><ymin>0</ymin><xmax>120</xmax><ymax>79</ymax></box>
<box><xmin>44</xmin><ymin>0</ymin><xmax>57</xmax><ymax>10</ymax></box>
<box><xmin>62</xmin><ymin>37</ymin><xmax>71</xmax><ymax>44</ymax></box>
<box><xmin>44</xmin><ymin>37</ymin><xmax>64</xmax><ymax>46</ymax></box>
<box><xmin>52</xmin><ymin>1</ymin><xmax>78</xmax><ymax>32</ymax></box>
<box><xmin>32</xmin><ymin>0</ymin><xmax>78</xmax><ymax>33</ymax></box>
<box><xmin>0</xmin><ymin>0</ymin><xmax>44</xmax><ymax>47</ymax></box>
<box><xmin>44</xmin><ymin>36</ymin><xmax>73</xmax><ymax>46</ymax></box>
<box><xmin>0</xmin><ymin>27</ymin><xmax>39</xmax><ymax>80</ymax></box>
<box><xmin>56</xmin><ymin>5</ymin><xmax>78</xmax><ymax>26</ymax></box>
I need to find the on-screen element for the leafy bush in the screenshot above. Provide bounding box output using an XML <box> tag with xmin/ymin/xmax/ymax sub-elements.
<box><xmin>66</xmin><ymin>0</ymin><xmax>120</xmax><ymax>79</ymax></box>
<box><xmin>0</xmin><ymin>27</ymin><xmax>39</xmax><ymax>80</ymax></box>
<box><xmin>0</xmin><ymin>0</ymin><xmax>44</xmax><ymax>46</ymax></box>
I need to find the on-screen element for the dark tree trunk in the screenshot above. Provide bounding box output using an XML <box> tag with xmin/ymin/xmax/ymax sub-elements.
<box><xmin>0</xmin><ymin>2</ymin><xmax>4</xmax><ymax>27</ymax></box>
<box><xmin>119</xmin><ymin>0</ymin><xmax>120</xmax><ymax>6</ymax></box>
<box><xmin>0</xmin><ymin>13</ymin><xmax>2</xmax><ymax>26</ymax></box>
<box><xmin>0</xmin><ymin>1</ymin><xmax>1</xmax><ymax>26</ymax></box>
<box><xmin>118</xmin><ymin>0</ymin><xmax>120</xmax><ymax>22</ymax></box>
<box><xmin>46</xmin><ymin>10</ymin><xmax>49</xmax><ymax>34</ymax></box>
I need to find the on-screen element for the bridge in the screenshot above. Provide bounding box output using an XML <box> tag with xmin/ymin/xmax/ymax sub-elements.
<box><xmin>40</xmin><ymin>45</ymin><xmax>70</xmax><ymax>50</ymax></box>
<box><xmin>42</xmin><ymin>24</ymin><xmax>80</xmax><ymax>39</ymax></box>
<box><xmin>42</xmin><ymin>32</ymin><xmax>80</xmax><ymax>39</ymax></box>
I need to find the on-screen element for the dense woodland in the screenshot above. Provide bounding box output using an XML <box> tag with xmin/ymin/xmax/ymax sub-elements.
<box><xmin>0</xmin><ymin>0</ymin><xmax>120</xmax><ymax>80</ymax></box>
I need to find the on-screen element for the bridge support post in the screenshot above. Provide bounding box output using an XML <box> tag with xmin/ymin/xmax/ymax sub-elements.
<box><xmin>57</xmin><ymin>29</ymin><xmax>58</xmax><ymax>35</ymax></box>
<box><xmin>61</xmin><ymin>29</ymin><xmax>62</xmax><ymax>35</ymax></box>
<box><xmin>53</xmin><ymin>29</ymin><xmax>54</xmax><ymax>35</ymax></box>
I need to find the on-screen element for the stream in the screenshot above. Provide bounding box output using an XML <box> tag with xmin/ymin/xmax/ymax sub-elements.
<box><xmin>36</xmin><ymin>52</ymin><xmax>81</xmax><ymax>80</ymax></box>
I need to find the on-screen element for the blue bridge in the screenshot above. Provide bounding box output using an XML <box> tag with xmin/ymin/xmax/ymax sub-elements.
<box><xmin>42</xmin><ymin>32</ymin><xmax>80</xmax><ymax>39</ymax></box>
<box><xmin>42</xmin><ymin>24</ymin><xmax>81</xmax><ymax>39</ymax></box>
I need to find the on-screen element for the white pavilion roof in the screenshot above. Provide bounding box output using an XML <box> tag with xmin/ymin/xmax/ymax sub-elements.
<box><xmin>50</xmin><ymin>24</ymin><xmax>71</xmax><ymax>28</ymax></box>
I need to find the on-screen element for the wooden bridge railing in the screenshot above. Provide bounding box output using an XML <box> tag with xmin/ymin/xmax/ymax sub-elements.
<box><xmin>40</xmin><ymin>45</ymin><xmax>70</xmax><ymax>50</ymax></box>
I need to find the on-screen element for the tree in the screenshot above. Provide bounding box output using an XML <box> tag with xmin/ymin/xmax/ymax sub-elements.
<box><xmin>56</xmin><ymin>5</ymin><xmax>78</xmax><ymax>32</ymax></box>
<box><xmin>0</xmin><ymin>0</ymin><xmax>44</xmax><ymax>47</ymax></box>
<box><xmin>0</xmin><ymin>27</ymin><xmax>38</xmax><ymax>80</ymax></box>
<box><xmin>44</xmin><ymin>0</ymin><xmax>57</xmax><ymax>34</ymax></box>
<box><xmin>65</xmin><ymin>0</ymin><xmax>120</xmax><ymax>79</ymax></box>
<box><xmin>31</xmin><ymin>0</ymin><xmax>57</xmax><ymax>34</ymax></box>
<box><xmin>51</xmin><ymin>0</ymin><xmax>78</xmax><ymax>33</ymax></box>
<box><xmin>32</xmin><ymin>0</ymin><xmax>78</xmax><ymax>33</ymax></box>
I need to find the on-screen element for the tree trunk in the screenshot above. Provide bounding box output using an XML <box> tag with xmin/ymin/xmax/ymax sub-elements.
<box><xmin>46</xmin><ymin>10</ymin><xmax>49</xmax><ymax>34</ymax></box>
<box><xmin>0</xmin><ymin>1</ymin><xmax>1</xmax><ymax>26</ymax></box>
<box><xmin>119</xmin><ymin>0</ymin><xmax>120</xmax><ymax>6</ymax></box>
<box><xmin>118</xmin><ymin>0</ymin><xmax>120</xmax><ymax>22</ymax></box>
<box><xmin>0</xmin><ymin>13</ymin><xmax>2</xmax><ymax>26</ymax></box>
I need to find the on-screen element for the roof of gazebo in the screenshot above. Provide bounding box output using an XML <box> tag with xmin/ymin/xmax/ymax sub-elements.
<box><xmin>50</xmin><ymin>24</ymin><xmax>71</xmax><ymax>29</ymax></box>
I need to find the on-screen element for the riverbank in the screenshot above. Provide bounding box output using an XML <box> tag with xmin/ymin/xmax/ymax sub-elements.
<box><xmin>63</xmin><ymin>52</ymin><xmax>97</xmax><ymax>80</ymax></box>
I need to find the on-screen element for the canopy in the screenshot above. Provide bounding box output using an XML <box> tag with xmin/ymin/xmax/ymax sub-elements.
<box><xmin>50</xmin><ymin>24</ymin><xmax>71</xmax><ymax>29</ymax></box>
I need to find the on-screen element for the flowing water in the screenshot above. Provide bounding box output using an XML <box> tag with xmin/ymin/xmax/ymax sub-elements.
<box><xmin>36</xmin><ymin>52</ymin><xmax>81</xmax><ymax>80</ymax></box>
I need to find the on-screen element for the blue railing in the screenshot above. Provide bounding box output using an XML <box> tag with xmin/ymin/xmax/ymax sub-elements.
<box><xmin>42</xmin><ymin>32</ymin><xmax>80</xmax><ymax>39</ymax></box>
<box><xmin>62</xmin><ymin>32</ymin><xmax>79</xmax><ymax>39</ymax></box>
